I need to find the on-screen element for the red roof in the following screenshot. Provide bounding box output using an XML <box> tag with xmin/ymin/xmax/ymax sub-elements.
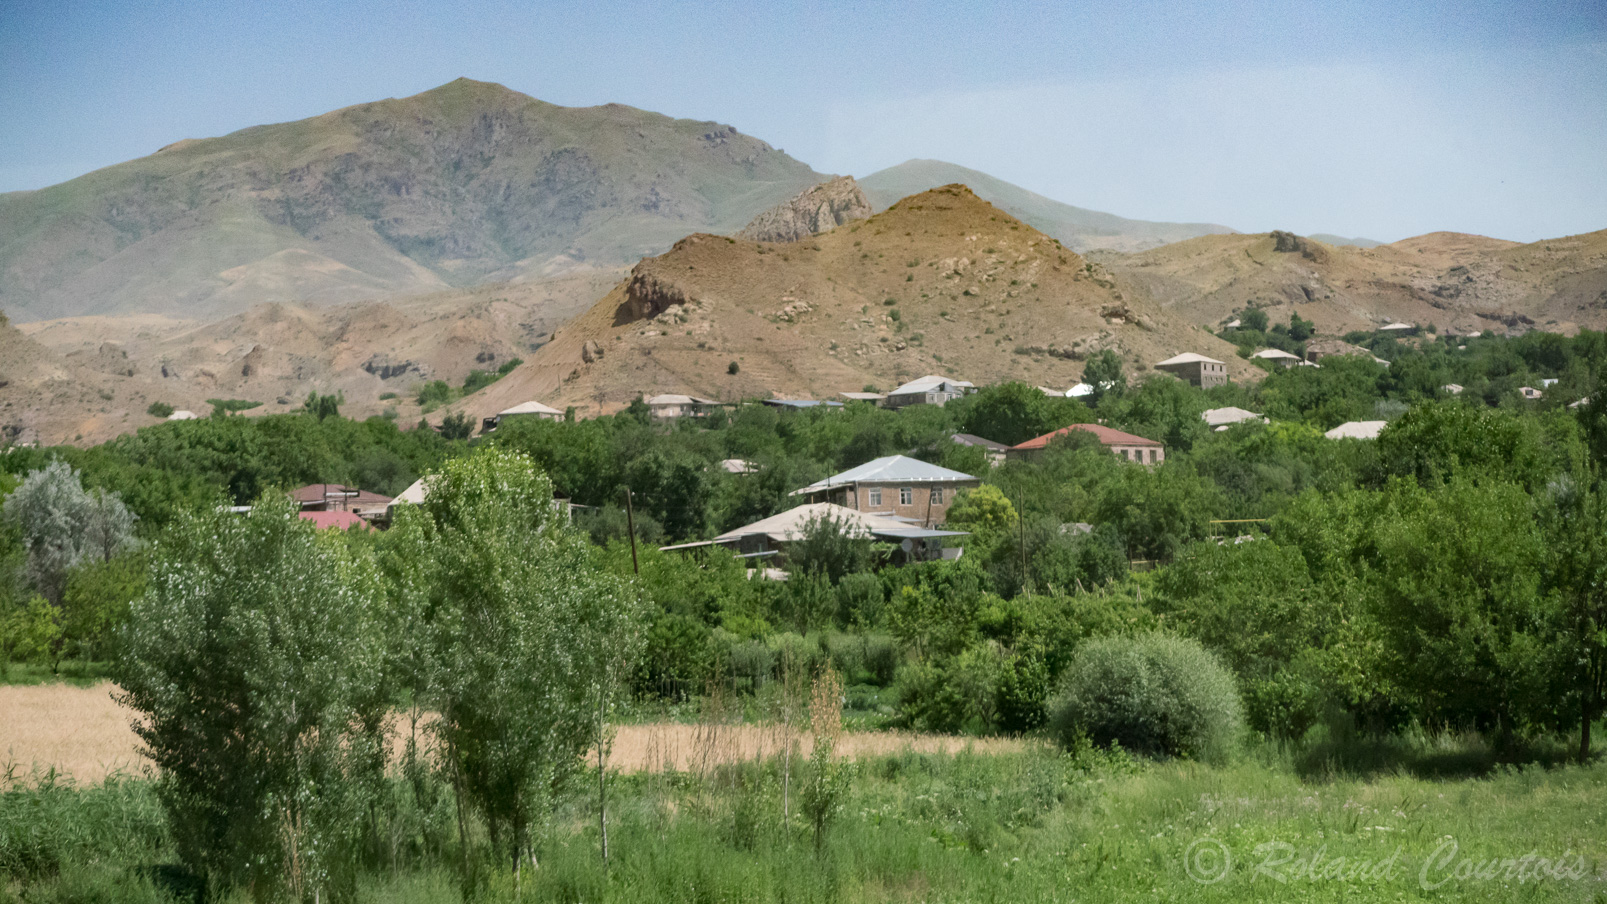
<box><xmin>1011</xmin><ymin>423</ymin><xmax>1163</xmax><ymax>451</ymax></box>
<box><xmin>298</xmin><ymin>510</ymin><xmax>374</xmax><ymax>531</ymax></box>
<box><xmin>289</xmin><ymin>484</ymin><xmax>393</xmax><ymax>509</ymax></box>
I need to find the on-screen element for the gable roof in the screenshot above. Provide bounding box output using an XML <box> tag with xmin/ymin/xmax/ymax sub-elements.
<box><xmin>839</xmin><ymin>391</ymin><xmax>886</xmax><ymax>401</ymax></box>
<box><xmin>289</xmin><ymin>484</ymin><xmax>393</xmax><ymax>509</ymax></box>
<box><xmin>1324</xmin><ymin>420</ymin><xmax>1387</xmax><ymax>440</ymax></box>
<box><xmin>1201</xmin><ymin>407</ymin><xmax>1265</xmax><ymax>428</ymax></box>
<box><xmin>888</xmin><ymin>375</ymin><xmax>974</xmax><ymax>396</ymax></box>
<box><xmin>1012</xmin><ymin>422</ymin><xmax>1163</xmax><ymax>451</ymax></box>
<box><xmin>951</xmin><ymin>433</ymin><xmax>1010</xmax><ymax>452</ymax></box>
<box><xmin>499</xmin><ymin>400</ymin><xmax>563</xmax><ymax>417</ymax></box>
<box><xmin>710</xmin><ymin>503</ymin><xmax>967</xmax><ymax>544</ymax></box>
<box><xmin>647</xmin><ymin>394</ymin><xmax>718</xmax><ymax>406</ymax></box>
<box><xmin>298</xmin><ymin>510</ymin><xmax>374</xmax><ymax>531</ymax></box>
<box><xmin>1251</xmin><ymin>348</ymin><xmax>1303</xmax><ymax>360</ymax></box>
<box><xmin>1155</xmin><ymin>352</ymin><xmax>1225</xmax><ymax>366</ymax></box>
<box><xmin>792</xmin><ymin>454</ymin><xmax>979</xmax><ymax>495</ymax></box>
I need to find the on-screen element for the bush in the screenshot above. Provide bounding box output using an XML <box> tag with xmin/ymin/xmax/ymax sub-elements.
<box><xmin>1047</xmin><ymin>633</ymin><xmax>1242</xmax><ymax>763</ymax></box>
<box><xmin>728</xmin><ymin>360</ymin><xmax>740</xmax><ymax>375</ymax></box>
<box><xmin>145</xmin><ymin>401</ymin><xmax>173</xmax><ymax>418</ymax></box>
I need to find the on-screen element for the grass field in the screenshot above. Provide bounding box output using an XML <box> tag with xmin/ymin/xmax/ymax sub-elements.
<box><xmin>4</xmin><ymin>682</ymin><xmax>1606</xmax><ymax>903</ymax></box>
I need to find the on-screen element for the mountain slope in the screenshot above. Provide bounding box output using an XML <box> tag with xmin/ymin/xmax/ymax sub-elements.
<box><xmin>0</xmin><ymin>79</ymin><xmax>825</xmax><ymax>322</ymax></box>
<box><xmin>1091</xmin><ymin>228</ymin><xmax>1607</xmax><ymax>336</ymax></box>
<box><xmin>859</xmin><ymin>160</ymin><xmax>1235</xmax><ymax>253</ymax></box>
<box><xmin>457</xmin><ymin>185</ymin><xmax>1253</xmax><ymax>421</ymax></box>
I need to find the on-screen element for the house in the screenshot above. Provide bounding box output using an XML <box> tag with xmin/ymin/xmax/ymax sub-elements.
<box><xmin>719</xmin><ymin>459</ymin><xmax>758</xmax><ymax>474</ymax></box>
<box><xmin>647</xmin><ymin>394</ymin><xmax>719</xmax><ymax>418</ymax></box>
<box><xmin>661</xmin><ymin>502</ymin><xmax>966</xmax><ymax>563</ymax></box>
<box><xmin>838</xmin><ymin>391</ymin><xmax>887</xmax><ymax>403</ymax></box>
<box><xmin>950</xmin><ymin>433</ymin><xmax>1010</xmax><ymax>466</ymax></box>
<box><xmin>1008</xmin><ymin>424</ymin><xmax>1165</xmax><ymax>464</ymax></box>
<box><xmin>481</xmin><ymin>400</ymin><xmax>562</xmax><ymax>433</ymax></box>
<box><xmin>298</xmin><ymin>510</ymin><xmax>374</xmax><ymax>531</ymax></box>
<box><xmin>1201</xmin><ymin>407</ymin><xmax>1266</xmax><ymax>431</ymax></box>
<box><xmin>1518</xmin><ymin>386</ymin><xmax>1544</xmax><ymax>400</ymax></box>
<box><xmin>790</xmin><ymin>455</ymin><xmax>981</xmax><ymax>525</ymax></box>
<box><xmin>1154</xmin><ymin>353</ymin><xmax>1228</xmax><ymax>388</ymax></box>
<box><xmin>1305</xmin><ymin>338</ymin><xmax>1371</xmax><ymax>363</ymax></box>
<box><xmin>289</xmin><ymin>484</ymin><xmax>393</xmax><ymax>521</ymax></box>
<box><xmin>1324</xmin><ymin>420</ymin><xmax>1387</xmax><ymax>440</ymax></box>
<box><xmin>1442</xmin><ymin>383</ymin><xmax>1464</xmax><ymax>395</ymax></box>
<box><xmin>762</xmin><ymin>399</ymin><xmax>844</xmax><ymax>410</ymax></box>
<box><xmin>1250</xmin><ymin>349</ymin><xmax>1304</xmax><ymax>368</ymax></box>
<box><xmin>883</xmin><ymin>375</ymin><xmax>975</xmax><ymax>409</ymax></box>
<box><xmin>167</xmin><ymin>410</ymin><xmax>200</xmax><ymax>421</ymax></box>
<box><xmin>1379</xmin><ymin>322</ymin><xmax>1416</xmax><ymax>334</ymax></box>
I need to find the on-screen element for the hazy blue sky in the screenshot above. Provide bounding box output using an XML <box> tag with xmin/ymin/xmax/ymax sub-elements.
<box><xmin>2</xmin><ymin>0</ymin><xmax>1603</xmax><ymax>242</ymax></box>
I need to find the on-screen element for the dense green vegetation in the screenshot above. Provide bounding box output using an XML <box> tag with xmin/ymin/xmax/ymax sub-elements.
<box><xmin>5</xmin><ymin>328</ymin><xmax>1607</xmax><ymax>901</ymax></box>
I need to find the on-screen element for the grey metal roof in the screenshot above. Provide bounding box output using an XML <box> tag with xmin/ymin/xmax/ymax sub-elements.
<box><xmin>792</xmin><ymin>455</ymin><xmax>980</xmax><ymax>495</ymax></box>
<box><xmin>951</xmin><ymin>433</ymin><xmax>1010</xmax><ymax>451</ymax></box>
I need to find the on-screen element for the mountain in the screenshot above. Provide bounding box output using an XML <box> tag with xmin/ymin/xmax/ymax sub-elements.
<box><xmin>1090</xmin><ymin>228</ymin><xmax>1607</xmax><ymax>336</ymax></box>
<box><xmin>0</xmin><ymin>79</ymin><xmax>825</xmax><ymax>322</ymax></box>
<box><xmin>1308</xmin><ymin>233</ymin><xmax>1384</xmax><ymax>249</ymax></box>
<box><xmin>858</xmin><ymin>160</ymin><xmax>1235</xmax><ymax>253</ymax></box>
<box><xmin>737</xmin><ymin>176</ymin><xmax>872</xmax><ymax>243</ymax></box>
<box><xmin>453</xmin><ymin>185</ymin><xmax>1252</xmax><ymax>421</ymax></box>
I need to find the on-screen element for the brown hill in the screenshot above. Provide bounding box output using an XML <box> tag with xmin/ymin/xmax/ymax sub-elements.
<box><xmin>456</xmin><ymin>186</ymin><xmax>1252</xmax><ymax>420</ymax></box>
<box><xmin>1091</xmin><ymin>228</ymin><xmax>1607</xmax><ymax>336</ymax></box>
<box><xmin>0</xmin><ymin>79</ymin><xmax>824</xmax><ymax>322</ymax></box>
<box><xmin>4</xmin><ymin>270</ymin><xmax>621</xmax><ymax>445</ymax></box>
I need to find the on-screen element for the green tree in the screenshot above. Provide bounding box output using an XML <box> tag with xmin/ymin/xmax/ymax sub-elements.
<box><xmin>404</xmin><ymin>448</ymin><xmax>647</xmax><ymax>878</ymax></box>
<box><xmin>1544</xmin><ymin>478</ymin><xmax>1607</xmax><ymax>760</ymax></box>
<box><xmin>1082</xmin><ymin>349</ymin><xmax>1126</xmax><ymax>403</ymax></box>
<box><xmin>146</xmin><ymin>401</ymin><xmax>174</xmax><ymax>418</ymax></box>
<box><xmin>786</xmin><ymin>510</ymin><xmax>881</xmax><ymax>584</ymax></box>
<box><xmin>303</xmin><ymin>391</ymin><xmax>343</xmax><ymax>420</ymax></box>
<box><xmin>116</xmin><ymin>495</ymin><xmax>389</xmax><ymax>901</ymax></box>
<box><xmin>438</xmin><ymin>411</ymin><xmax>474</xmax><ymax>441</ymax></box>
<box><xmin>1</xmin><ymin>461</ymin><xmax>138</xmax><ymax>606</ymax></box>
<box><xmin>1241</xmin><ymin>308</ymin><xmax>1269</xmax><ymax>332</ymax></box>
<box><xmin>956</xmin><ymin>381</ymin><xmax>1088</xmax><ymax>446</ymax></box>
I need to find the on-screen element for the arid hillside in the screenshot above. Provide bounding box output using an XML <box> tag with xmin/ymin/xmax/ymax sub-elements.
<box><xmin>1094</xmin><ymin>228</ymin><xmax>1607</xmax><ymax>336</ymax></box>
<box><xmin>4</xmin><ymin>270</ymin><xmax>621</xmax><ymax>445</ymax></box>
<box><xmin>457</xmin><ymin>185</ymin><xmax>1254</xmax><ymax>420</ymax></box>
<box><xmin>0</xmin><ymin>78</ymin><xmax>823</xmax><ymax>322</ymax></box>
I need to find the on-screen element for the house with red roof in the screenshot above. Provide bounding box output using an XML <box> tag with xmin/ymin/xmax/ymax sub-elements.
<box><xmin>1007</xmin><ymin>423</ymin><xmax>1165</xmax><ymax>465</ymax></box>
<box><xmin>298</xmin><ymin>510</ymin><xmax>374</xmax><ymax>531</ymax></box>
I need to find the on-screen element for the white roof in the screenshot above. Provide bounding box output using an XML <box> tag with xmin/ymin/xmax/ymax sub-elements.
<box><xmin>167</xmin><ymin>410</ymin><xmax>200</xmax><ymax>420</ymax></box>
<box><xmin>888</xmin><ymin>375</ymin><xmax>974</xmax><ymax>396</ymax></box>
<box><xmin>1379</xmin><ymin>322</ymin><xmax>1414</xmax><ymax>330</ymax></box>
<box><xmin>1155</xmin><ymin>352</ymin><xmax>1225</xmax><ymax>366</ymax></box>
<box><xmin>499</xmin><ymin>400</ymin><xmax>562</xmax><ymax>417</ymax></box>
<box><xmin>839</xmin><ymin>391</ymin><xmax>886</xmax><ymax>400</ymax></box>
<box><xmin>793</xmin><ymin>455</ymin><xmax>979</xmax><ymax>495</ymax></box>
<box><xmin>716</xmin><ymin>503</ymin><xmax>913</xmax><ymax>543</ymax></box>
<box><xmin>1442</xmin><ymin>383</ymin><xmax>1464</xmax><ymax>394</ymax></box>
<box><xmin>719</xmin><ymin>459</ymin><xmax>757</xmax><ymax>474</ymax></box>
<box><xmin>1067</xmin><ymin>382</ymin><xmax>1094</xmax><ymax>398</ymax></box>
<box><xmin>1324</xmin><ymin>420</ymin><xmax>1387</xmax><ymax>440</ymax></box>
<box><xmin>1251</xmin><ymin>349</ymin><xmax>1303</xmax><ymax>360</ymax></box>
<box><xmin>1202</xmin><ymin>407</ymin><xmax>1265</xmax><ymax>428</ymax></box>
<box><xmin>647</xmin><ymin>394</ymin><xmax>717</xmax><ymax>406</ymax></box>
<box><xmin>391</xmin><ymin>476</ymin><xmax>434</xmax><ymax>507</ymax></box>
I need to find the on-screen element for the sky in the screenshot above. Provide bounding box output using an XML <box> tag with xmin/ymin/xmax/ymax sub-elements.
<box><xmin>1</xmin><ymin>0</ymin><xmax>1604</xmax><ymax>243</ymax></box>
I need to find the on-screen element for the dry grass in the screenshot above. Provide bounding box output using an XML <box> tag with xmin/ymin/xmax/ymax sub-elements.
<box><xmin>1</xmin><ymin>682</ymin><xmax>1029</xmax><ymax>784</ymax></box>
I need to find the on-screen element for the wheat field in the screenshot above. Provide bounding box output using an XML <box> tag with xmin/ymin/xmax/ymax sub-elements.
<box><xmin>1</xmin><ymin>682</ymin><xmax>1027</xmax><ymax>784</ymax></box>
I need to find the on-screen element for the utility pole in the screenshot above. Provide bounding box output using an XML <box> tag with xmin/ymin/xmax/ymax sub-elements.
<box><xmin>1018</xmin><ymin>507</ymin><xmax>1027</xmax><ymax>593</ymax></box>
<box><xmin>623</xmin><ymin>487</ymin><xmax>640</xmax><ymax>575</ymax></box>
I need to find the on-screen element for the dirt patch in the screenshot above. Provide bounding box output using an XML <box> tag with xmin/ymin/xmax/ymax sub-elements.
<box><xmin>1</xmin><ymin>683</ymin><xmax>1029</xmax><ymax>785</ymax></box>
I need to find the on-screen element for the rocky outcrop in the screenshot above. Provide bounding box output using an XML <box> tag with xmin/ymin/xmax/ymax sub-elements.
<box><xmin>737</xmin><ymin>176</ymin><xmax>872</xmax><ymax>243</ymax></box>
<box><xmin>1271</xmin><ymin>230</ymin><xmax>1323</xmax><ymax>262</ymax></box>
<box><xmin>622</xmin><ymin>266</ymin><xmax>695</xmax><ymax>322</ymax></box>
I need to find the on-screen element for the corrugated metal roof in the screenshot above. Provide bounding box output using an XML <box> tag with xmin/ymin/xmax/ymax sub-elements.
<box><xmin>792</xmin><ymin>455</ymin><xmax>980</xmax><ymax>494</ymax></box>
<box><xmin>839</xmin><ymin>391</ymin><xmax>886</xmax><ymax>401</ymax></box>
<box><xmin>715</xmin><ymin>503</ymin><xmax>909</xmax><ymax>542</ymax></box>
<box><xmin>647</xmin><ymin>394</ymin><xmax>719</xmax><ymax>405</ymax></box>
<box><xmin>1012</xmin><ymin>423</ymin><xmax>1162</xmax><ymax>451</ymax></box>
<box><xmin>499</xmin><ymin>400</ymin><xmax>563</xmax><ymax>416</ymax></box>
<box><xmin>1251</xmin><ymin>349</ymin><xmax>1303</xmax><ymax>360</ymax></box>
<box><xmin>1324</xmin><ymin>420</ymin><xmax>1387</xmax><ymax>440</ymax></box>
<box><xmin>888</xmin><ymin>375</ymin><xmax>974</xmax><ymax>395</ymax></box>
<box><xmin>1201</xmin><ymin>407</ymin><xmax>1265</xmax><ymax>428</ymax></box>
<box><xmin>1156</xmin><ymin>353</ymin><xmax>1225</xmax><ymax>366</ymax></box>
<box><xmin>951</xmin><ymin>433</ymin><xmax>1010</xmax><ymax>451</ymax></box>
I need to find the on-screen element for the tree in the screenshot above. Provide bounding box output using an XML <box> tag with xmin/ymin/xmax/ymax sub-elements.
<box><xmin>146</xmin><ymin>401</ymin><xmax>174</xmax><ymax>418</ymax></box>
<box><xmin>1544</xmin><ymin>478</ymin><xmax>1607</xmax><ymax>760</ymax></box>
<box><xmin>1241</xmin><ymin>308</ymin><xmax>1269</xmax><ymax>332</ymax></box>
<box><xmin>957</xmin><ymin>381</ymin><xmax>1089</xmax><ymax>447</ymax></box>
<box><xmin>786</xmin><ymin>510</ymin><xmax>880</xmax><ymax>584</ymax></box>
<box><xmin>943</xmin><ymin>485</ymin><xmax>1017</xmax><ymax>538</ymax></box>
<box><xmin>439</xmin><ymin>411</ymin><xmax>474</xmax><ymax>441</ymax></box>
<box><xmin>1082</xmin><ymin>349</ymin><xmax>1126</xmax><ymax>403</ymax></box>
<box><xmin>403</xmin><ymin>448</ymin><xmax>647</xmax><ymax>879</ymax></box>
<box><xmin>116</xmin><ymin>494</ymin><xmax>389</xmax><ymax>901</ymax></box>
<box><xmin>1</xmin><ymin>461</ymin><xmax>138</xmax><ymax>606</ymax></box>
<box><xmin>303</xmin><ymin>391</ymin><xmax>343</xmax><ymax>420</ymax></box>
<box><xmin>1289</xmin><ymin>312</ymin><xmax>1315</xmax><ymax>342</ymax></box>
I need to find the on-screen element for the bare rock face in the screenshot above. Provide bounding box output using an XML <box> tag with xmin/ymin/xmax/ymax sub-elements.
<box><xmin>581</xmin><ymin>339</ymin><xmax>605</xmax><ymax>363</ymax></box>
<box><xmin>737</xmin><ymin>176</ymin><xmax>872</xmax><ymax>243</ymax></box>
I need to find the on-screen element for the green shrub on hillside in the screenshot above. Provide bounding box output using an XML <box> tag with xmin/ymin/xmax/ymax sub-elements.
<box><xmin>1048</xmin><ymin>633</ymin><xmax>1242</xmax><ymax>763</ymax></box>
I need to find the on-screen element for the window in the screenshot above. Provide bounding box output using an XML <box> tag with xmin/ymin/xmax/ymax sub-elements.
<box><xmin>868</xmin><ymin>487</ymin><xmax>882</xmax><ymax>506</ymax></box>
<box><xmin>1149</xmin><ymin>448</ymin><xmax>1158</xmax><ymax>463</ymax></box>
<box><xmin>899</xmin><ymin>487</ymin><xmax>913</xmax><ymax>505</ymax></box>
<box><xmin>930</xmin><ymin>486</ymin><xmax>943</xmax><ymax>505</ymax></box>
